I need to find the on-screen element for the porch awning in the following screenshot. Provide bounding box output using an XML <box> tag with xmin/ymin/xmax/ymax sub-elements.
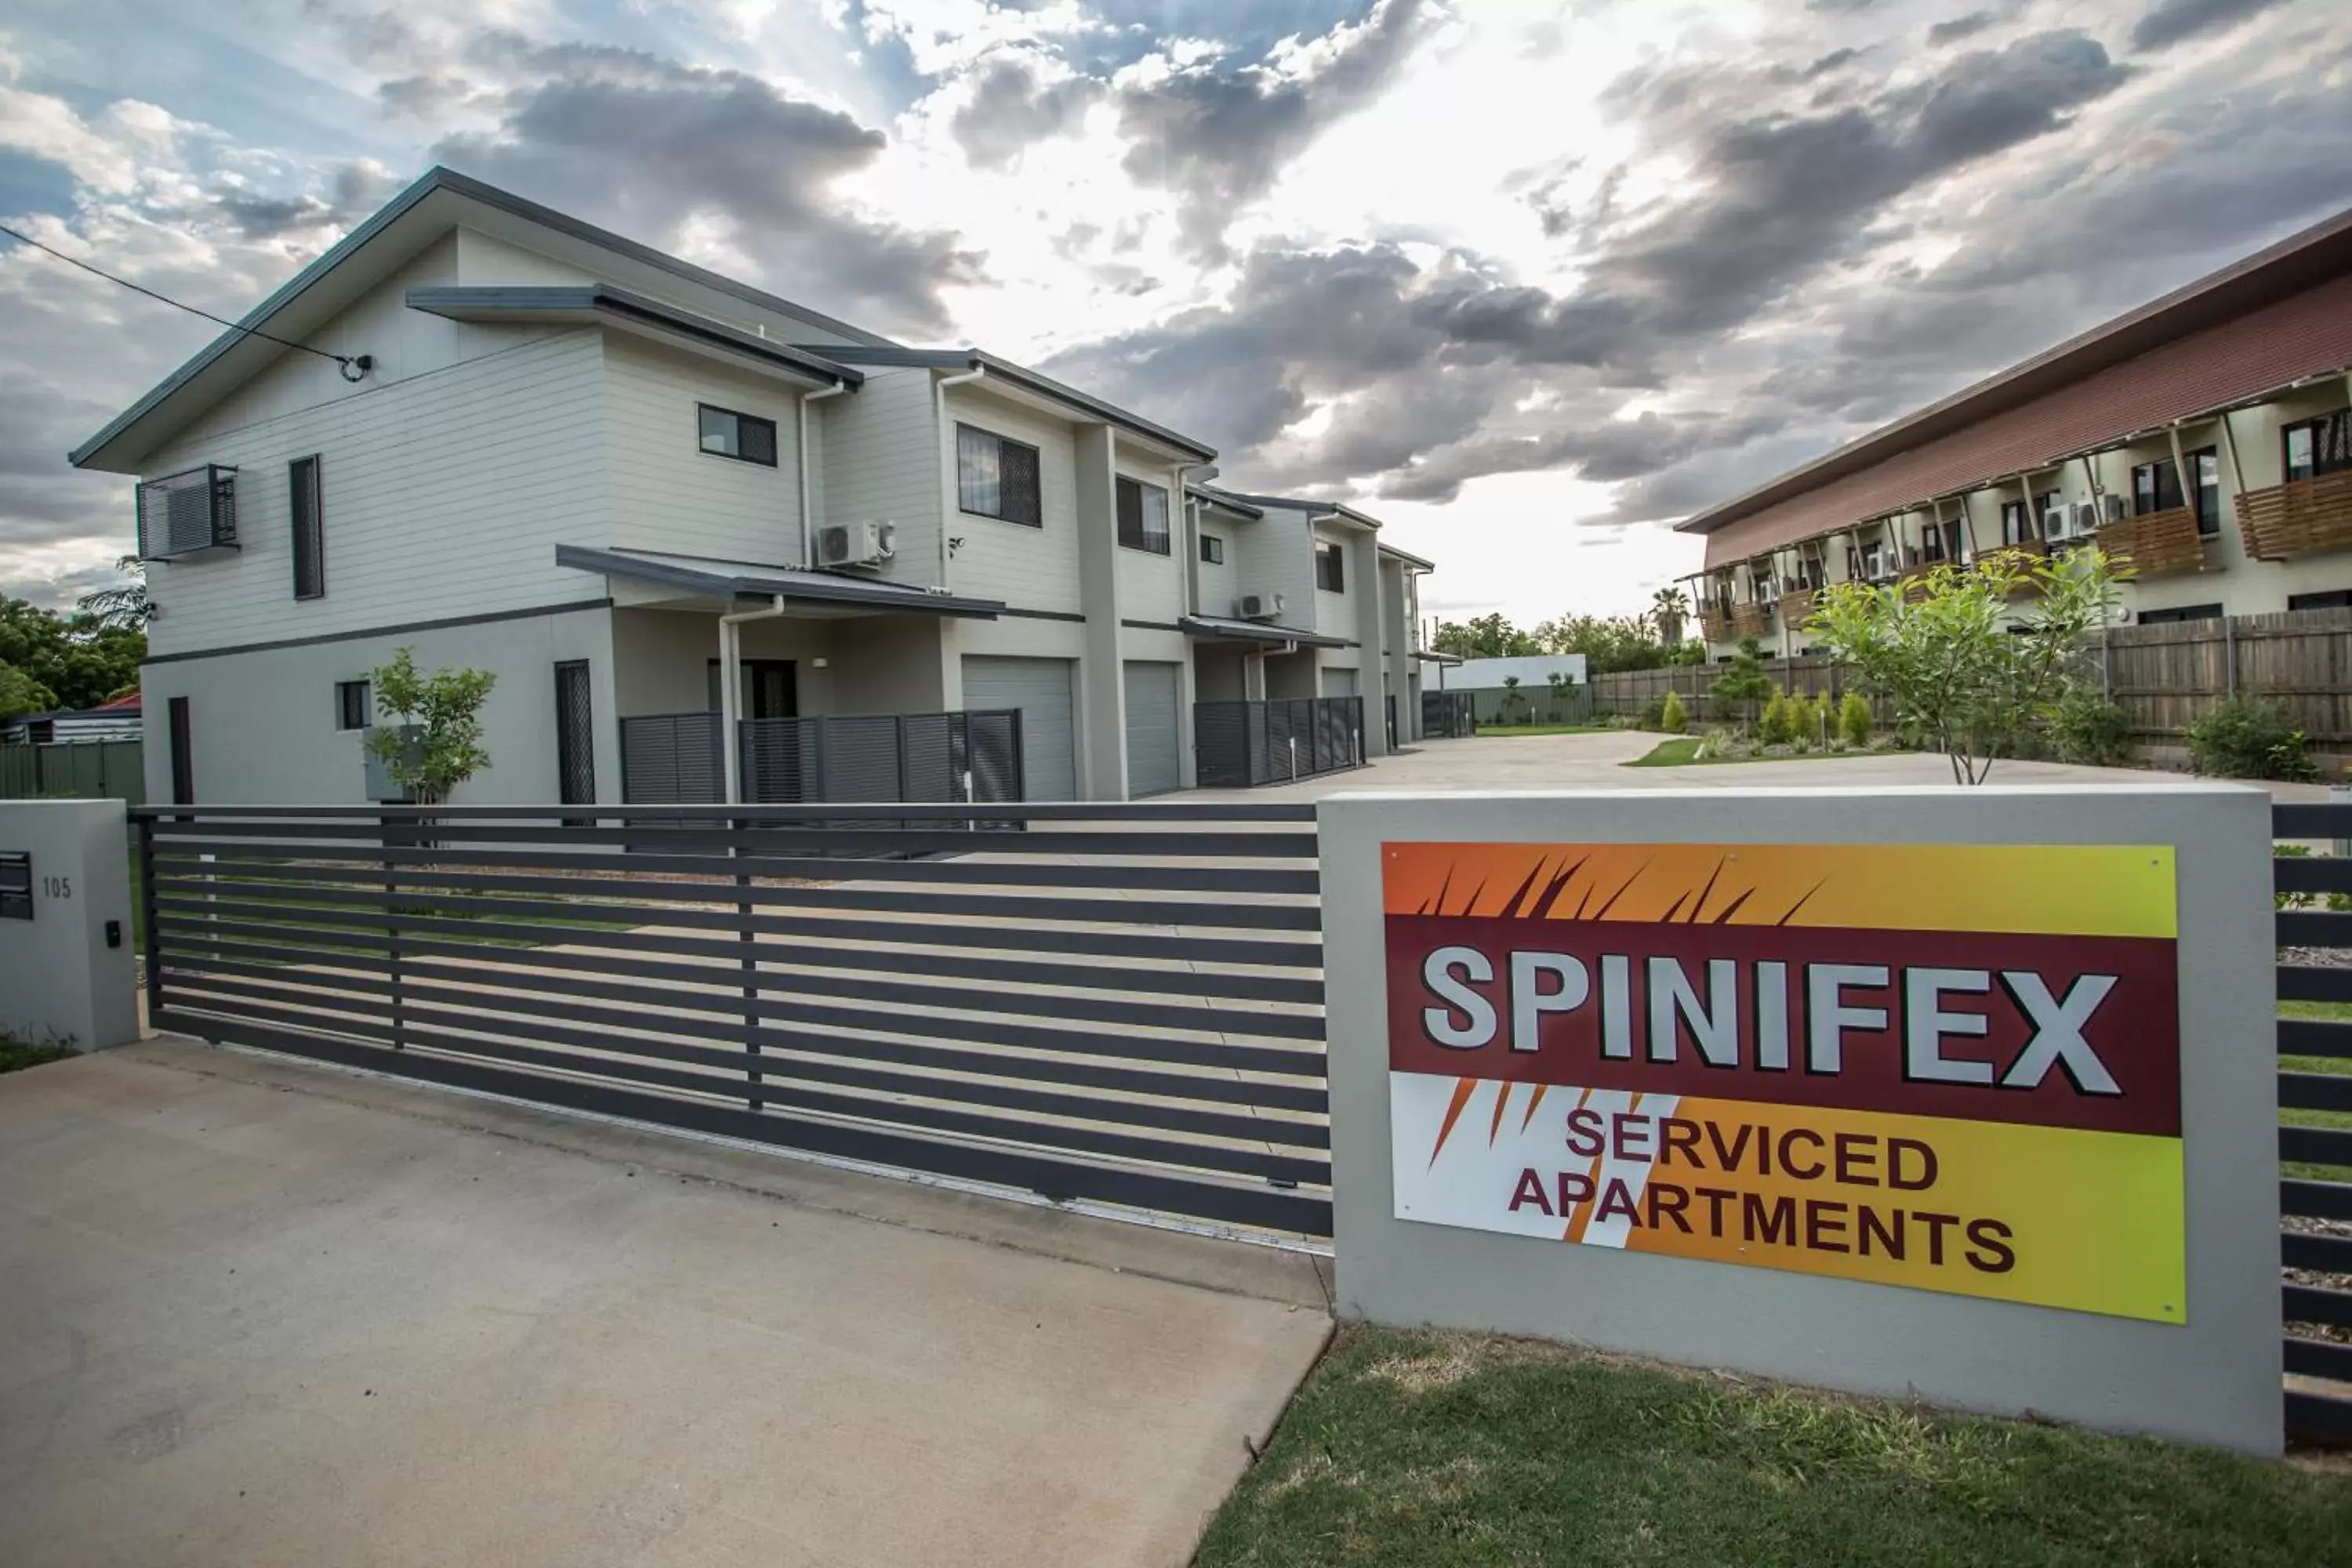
<box><xmin>556</xmin><ymin>545</ymin><xmax>1004</xmax><ymax>619</ymax></box>
<box><xmin>1412</xmin><ymin>649</ymin><xmax>1462</xmax><ymax>665</ymax></box>
<box><xmin>1178</xmin><ymin>613</ymin><xmax>1347</xmax><ymax>648</ymax></box>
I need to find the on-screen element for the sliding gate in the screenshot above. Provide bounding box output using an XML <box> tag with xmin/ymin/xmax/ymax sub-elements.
<box><xmin>136</xmin><ymin>803</ymin><xmax>1329</xmax><ymax>1237</ymax></box>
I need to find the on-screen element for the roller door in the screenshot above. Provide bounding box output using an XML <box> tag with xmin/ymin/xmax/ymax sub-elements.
<box><xmin>961</xmin><ymin>655</ymin><xmax>1077</xmax><ymax>800</ymax></box>
<box><xmin>1122</xmin><ymin>661</ymin><xmax>1182</xmax><ymax>797</ymax></box>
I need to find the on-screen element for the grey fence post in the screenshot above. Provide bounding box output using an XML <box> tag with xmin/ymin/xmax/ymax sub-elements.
<box><xmin>136</xmin><ymin>814</ymin><xmax>162</xmax><ymax>1018</ymax></box>
<box><xmin>736</xmin><ymin>811</ymin><xmax>761</xmax><ymax>1112</ymax></box>
<box><xmin>380</xmin><ymin>810</ymin><xmax>404</xmax><ymax>1051</ymax></box>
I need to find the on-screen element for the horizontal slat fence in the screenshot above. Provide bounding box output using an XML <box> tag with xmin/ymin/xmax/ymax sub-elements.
<box><xmin>2270</xmin><ymin>801</ymin><xmax>2352</xmax><ymax>1443</ymax></box>
<box><xmin>135</xmin><ymin>802</ymin><xmax>1330</xmax><ymax>1238</ymax></box>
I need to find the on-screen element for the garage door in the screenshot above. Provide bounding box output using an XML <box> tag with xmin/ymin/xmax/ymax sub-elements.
<box><xmin>1323</xmin><ymin>666</ymin><xmax>1359</xmax><ymax>698</ymax></box>
<box><xmin>1122</xmin><ymin>661</ymin><xmax>1182</xmax><ymax>798</ymax></box>
<box><xmin>962</xmin><ymin>655</ymin><xmax>1077</xmax><ymax>800</ymax></box>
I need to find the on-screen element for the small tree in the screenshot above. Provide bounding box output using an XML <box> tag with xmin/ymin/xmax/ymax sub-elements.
<box><xmin>1756</xmin><ymin>691</ymin><xmax>1794</xmax><ymax>746</ymax></box>
<box><xmin>365</xmin><ymin>647</ymin><xmax>497</xmax><ymax>805</ymax></box>
<box><xmin>1806</xmin><ymin>547</ymin><xmax>2122</xmax><ymax>784</ymax></box>
<box><xmin>1545</xmin><ymin>670</ymin><xmax>1573</xmax><ymax>723</ymax></box>
<box><xmin>1659</xmin><ymin>689</ymin><xmax>1686</xmax><ymax>734</ymax></box>
<box><xmin>1838</xmin><ymin>691</ymin><xmax>1873</xmax><ymax>747</ymax></box>
<box><xmin>1710</xmin><ymin>637</ymin><xmax>1774</xmax><ymax>731</ymax></box>
<box><xmin>1499</xmin><ymin>674</ymin><xmax>1529</xmax><ymax>725</ymax></box>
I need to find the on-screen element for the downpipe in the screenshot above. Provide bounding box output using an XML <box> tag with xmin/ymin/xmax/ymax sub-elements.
<box><xmin>718</xmin><ymin>595</ymin><xmax>789</xmax><ymax>805</ymax></box>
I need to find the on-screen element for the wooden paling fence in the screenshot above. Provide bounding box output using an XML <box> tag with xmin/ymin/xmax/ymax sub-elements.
<box><xmin>1589</xmin><ymin>607</ymin><xmax>2352</xmax><ymax>753</ymax></box>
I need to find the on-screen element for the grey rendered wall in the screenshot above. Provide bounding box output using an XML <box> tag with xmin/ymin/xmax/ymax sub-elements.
<box><xmin>140</xmin><ymin>606</ymin><xmax>619</xmax><ymax>807</ymax></box>
<box><xmin>1318</xmin><ymin>784</ymin><xmax>2282</xmax><ymax>1456</ymax></box>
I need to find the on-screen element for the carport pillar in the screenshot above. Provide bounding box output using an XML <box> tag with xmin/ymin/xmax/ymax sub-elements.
<box><xmin>1073</xmin><ymin>423</ymin><xmax>1129</xmax><ymax>800</ymax></box>
<box><xmin>1349</xmin><ymin>530</ymin><xmax>1388</xmax><ymax>758</ymax></box>
<box><xmin>1381</xmin><ymin>560</ymin><xmax>1414</xmax><ymax>745</ymax></box>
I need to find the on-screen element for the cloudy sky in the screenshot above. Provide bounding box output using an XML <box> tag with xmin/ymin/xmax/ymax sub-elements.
<box><xmin>0</xmin><ymin>0</ymin><xmax>2345</xmax><ymax>625</ymax></box>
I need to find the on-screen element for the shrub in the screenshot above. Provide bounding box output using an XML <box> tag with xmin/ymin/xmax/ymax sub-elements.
<box><xmin>2183</xmin><ymin>697</ymin><xmax>2321</xmax><ymax>782</ymax></box>
<box><xmin>2047</xmin><ymin>691</ymin><xmax>2134</xmax><ymax>768</ymax></box>
<box><xmin>1756</xmin><ymin>691</ymin><xmax>1795</xmax><ymax>746</ymax></box>
<box><xmin>1838</xmin><ymin>691</ymin><xmax>1873</xmax><ymax>747</ymax></box>
<box><xmin>1660</xmin><ymin>691</ymin><xmax>1686</xmax><ymax>733</ymax></box>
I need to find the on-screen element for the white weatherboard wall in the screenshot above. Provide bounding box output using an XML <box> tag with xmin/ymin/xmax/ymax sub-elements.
<box><xmin>604</xmin><ymin>338</ymin><xmax>804</xmax><ymax>565</ymax></box>
<box><xmin>1318</xmin><ymin>785</ymin><xmax>2281</xmax><ymax>1456</ymax></box>
<box><xmin>940</xmin><ymin>384</ymin><xmax>1083</xmax><ymax>614</ymax></box>
<box><xmin>0</xmin><ymin>801</ymin><xmax>137</xmax><ymax>1052</ymax></box>
<box><xmin>823</xmin><ymin>368</ymin><xmax>946</xmax><ymax>596</ymax></box>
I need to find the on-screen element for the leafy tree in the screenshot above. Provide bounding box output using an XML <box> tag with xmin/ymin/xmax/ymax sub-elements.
<box><xmin>0</xmin><ymin>662</ymin><xmax>57</xmax><ymax>720</ymax></box>
<box><xmin>1659</xmin><ymin>689</ymin><xmax>1686</xmax><ymax>733</ymax></box>
<box><xmin>1532</xmin><ymin>612</ymin><xmax>1675</xmax><ymax>673</ymax></box>
<box><xmin>76</xmin><ymin>557</ymin><xmax>155</xmax><ymax>630</ymax></box>
<box><xmin>1710</xmin><ymin>637</ymin><xmax>1775</xmax><ymax>731</ymax></box>
<box><xmin>1652</xmin><ymin>586</ymin><xmax>1690</xmax><ymax>647</ymax></box>
<box><xmin>1498</xmin><ymin>674</ymin><xmax>1529</xmax><ymax>724</ymax></box>
<box><xmin>1544</xmin><ymin>670</ymin><xmax>1574</xmax><ymax>721</ymax></box>
<box><xmin>363</xmin><ymin>647</ymin><xmax>498</xmax><ymax>805</ymax></box>
<box><xmin>0</xmin><ymin>595</ymin><xmax>145</xmax><ymax>712</ymax></box>
<box><xmin>1432</xmin><ymin>613</ymin><xmax>1539</xmax><ymax>659</ymax></box>
<box><xmin>1805</xmin><ymin>546</ymin><xmax>2122</xmax><ymax>785</ymax></box>
<box><xmin>1838</xmin><ymin>691</ymin><xmax>1873</xmax><ymax>747</ymax></box>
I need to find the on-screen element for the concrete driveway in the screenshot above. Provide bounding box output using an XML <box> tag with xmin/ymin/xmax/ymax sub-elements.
<box><xmin>0</xmin><ymin>1040</ymin><xmax>1331</xmax><ymax>1568</ymax></box>
<box><xmin>1198</xmin><ymin>728</ymin><xmax>2333</xmax><ymax>802</ymax></box>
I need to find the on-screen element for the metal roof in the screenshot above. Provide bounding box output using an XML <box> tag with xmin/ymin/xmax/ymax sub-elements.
<box><xmin>793</xmin><ymin>345</ymin><xmax>1218</xmax><ymax>461</ymax></box>
<box><xmin>1677</xmin><ymin>202</ymin><xmax>2352</xmax><ymax>547</ymax></box>
<box><xmin>407</xmin><ymin>286</ymin><xmax>861</xmax><ymax>387</ymax></box>
<box><xmin>1177</xmin><ymin>613</ymin><xmax>1347</xmax><ymax>648</ymax></box>
<box><xmin>1206</xmin><ymin>488</ymin><xmax>1384</xmax><ymax>529</ymax></box>
<box><xmin>556</xmin><ymin>545</ymin><xmax>1004</xmax><ymax>619</ymax></box>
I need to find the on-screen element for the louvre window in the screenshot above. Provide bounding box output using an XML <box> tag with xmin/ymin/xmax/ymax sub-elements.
<box><xmin>2285</xmin><ymin>410</ymin><xmax>2351</xmax><ymax>482</ymax></box>
<box><xmin>1316</xmin><ymin>542</ymin><xmax>1345</xmax><ymax>592</ymax></box>
<box><xmin>2137</xmin><ymin>603</ymin><xmax>2223</xmax><ymax>626</ymax></box>
<box><xmin>1116</xmin><ymin>476</ymin><xmax>1170</xmax><ymax>554</ymax></box>
<box><xmin>698</xmin><ymin>404</ymin><xmax>778</xmax><ymax>466</ymax></box>
<box><xmin>290</xmin><ymin>455</ymin><xmax>325</xmax><ymax>599</ymax></box>
<box><xmin>956</xmin><ymin>424</ymin><xmax>1042</xmax><ymax>525</ymax></box>
<box><xmin>136</xmin><ymin>465</ymin><xmax>238</xmax><ymax>561</ymax></box>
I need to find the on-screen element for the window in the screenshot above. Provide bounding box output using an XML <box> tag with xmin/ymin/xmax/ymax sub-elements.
<box><xmin>2137</xmin><ymin>603</ymin><xmax>2223</xmax><ymax>626</ymax></box>
<box><xmin>1200</xmin><ymin>533</ymin><xmax>1225</xmax><ymax>565</ymax></box>
<box><xmin>289</xmin><ymin>456</ymin><xmax>324</xmax><ymax>599</ymax></box>
<box><xmin>1316</xmin><ymin>542</ymin><xmax>1345</xmax><ymax>593</ymax></box>
<box><xmin>697</xmin><ymin>404</ymin><xmax>777</xmax><ymax>466</ymax></box>
<box><xmin>335</xmin><ymin>680</ymin><xmax>370</xmax><ymax>731</ymax></box>
<box><xmin>955</xmin><ymin>423</ymin><xmax>1041</xmax><ymax>525</ymax></box>
<box><xmin>2186</xmin><ymin>447</ymin><xmax>2220</xmax><ymax>537</ymax></box>
<box><xmin>1115</xmin><ymin>475</ymin><xmax>1171</xmax><ymax>554</ymax></box>
<box><xmin>2001</xmin><ymin>500</ymin><xmax>2034</xmax><ymax>545</ymax></box>
<box><xmin>2285</xmin><ymin>410</ymin><xmax>2351</xmax><ymax>482</ymax></box>
<box><xmin>2132</xmin><ymin>459</ymin><xmax>2184</xmax><ymax>517</ymax></box>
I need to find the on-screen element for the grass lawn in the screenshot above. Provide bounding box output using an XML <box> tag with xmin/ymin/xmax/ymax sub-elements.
<box><xmin>1195</xmin><ymin>1327</ymin><xmax>2352</xmax><ymax>1568</ymax></box>
<box><xmin>1624</xmin><ymin>737</ymin><xmax>1890</xmax><ymax>768</ymax></box>
<box><xmin>2278</xmin><ymin>998</ymin><xmax>2352</xmax><ymax>1183</ymax></box>
<box><xmin>1473</xmin><ymin>723</ymin><xmax>1614</xmax><ymax>737</ymax></box>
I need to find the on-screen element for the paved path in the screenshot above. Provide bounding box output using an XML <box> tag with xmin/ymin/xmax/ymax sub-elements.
<box><xmin>0</xmin><ymin>1040</ymin><xmax>1331</xmax><ymax>1568</ymax></box>
<box><xmin>1194</xmin><ymin>728</ymin><xmax>2334</xmax><ymax>802</ymax></box>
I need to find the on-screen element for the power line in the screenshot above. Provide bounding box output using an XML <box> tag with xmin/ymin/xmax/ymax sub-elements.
<box><xmin>0</xmin><ymin>220</ymin><xmax>368</xmax><ymax>379</ymax></box>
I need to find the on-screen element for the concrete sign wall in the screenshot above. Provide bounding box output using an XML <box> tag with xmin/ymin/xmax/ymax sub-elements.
<box><xmin>1319</xmin><ymin>785</ymin><xmax>2282</xmax><ymax>1455</ymax></box>
<box><xmin>0</xmin><ymin>800</ymin><xmax>138</xmax><ymax>1054</ymax></box>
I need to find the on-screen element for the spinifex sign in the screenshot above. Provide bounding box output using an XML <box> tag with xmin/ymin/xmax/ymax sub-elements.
<box><xmin>1384</xmin><ymin>841</ymin><xmax>2187</xmax><ymax>1323</ymax></box>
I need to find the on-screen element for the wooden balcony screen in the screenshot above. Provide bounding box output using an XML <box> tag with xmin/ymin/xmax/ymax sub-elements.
<box><xmin>2096</xmin><ymin>506</ymin><xmax>2210</xmax><ymax>579</ymax></box>
<box><xmin>2237</xmin><ymin>470</ymin><xmax>2352</xmax><ymax>561</ymax></box>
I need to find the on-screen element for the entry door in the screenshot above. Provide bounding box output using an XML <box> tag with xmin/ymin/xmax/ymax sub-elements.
<box><xmin>706</xmin><ymin>659</ymin><xmax>798</xmax><ymax>719</ymax></box>
<box><xmin>1121</xmin><ymin>662</ymin><xmax>1182</xmax><ymax>798</ymax></box>
<box><xmin>166</xmin><ymin>695</ymin><xmax>194</xmax><ymax>804</ymax></box>
<box><xmin>961</xmin><ymin>655</ymin><xmax>1076</xmax><ymax>800</ymax></box>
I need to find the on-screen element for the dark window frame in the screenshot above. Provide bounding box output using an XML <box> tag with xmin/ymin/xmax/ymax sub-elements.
<box><xmin>2290</xmin><ymin>590</ymin><xmax>2352</xmax><ymax>612</ymax></box>
<box><xmin>1316</xmin><ymin>541</ymin><xmax>1345</xmax><ymax>593</ymax></box>
<box><xmin>334</xmin><ymin>679</ymin><xmax>371</xmax><ymax>731</ymax></box>
<box><xmin>2186</xmin><ymin>445</ymin><xmax>2220</xmax><ymax>538</ymax></box>
<box><xmin>1115</xmin><ymin>474</ymin><xmax>1171</xmax><ymax>555</ymax></box>
<box><xmin>2285</xmin><ymin>409</ymin><xmax>2352</xmax><ymax>483</ymax></box>
<box><xmin>697</xmin><ymin>403</ymin><xmax>779</xmax><ymax>466</ymax></box>
<box><xmin>2131</xmin><ymin>458</ymin><xmax>2185</xmax><ymax>517</ymax></box>
<box><xmin>954</xmin><ymin>423</ymin><xmax>1043</xmax><ymax>527</ymax></box>
<box><xmin>1200</xmin><ymin>533</ymin><xmax>1225</xmax><ymax>565</ymax></box>
<box><xmin>2137</xmin><ymin>602</ymin><xmax>2224</xmax><ymax>626</ymax></box>
<box><xmin>2000</xmin><ymin>499</ymin><xmax>2034</xmax><ymax>545</ymax></box>
<box><xmin>289</xmin><ymin>454</ymin><xmax>325</xmax><ymax>600</ymax></box>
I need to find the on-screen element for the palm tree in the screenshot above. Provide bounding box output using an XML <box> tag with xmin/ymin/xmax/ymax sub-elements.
<box><xmin>1652</xmin><ymin>586</ymin><xmax>1690</xmax><ymax>648</ymax></box>
<box><xmin>76</xmin><ymin>556</ymin><xmax>154</xmax><ymax>629</ymax></box>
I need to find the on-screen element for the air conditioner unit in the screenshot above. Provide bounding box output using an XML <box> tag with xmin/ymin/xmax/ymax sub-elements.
<box><xmin>2100</xmin><ymin>493</ymin><xmax>2130</xmax><ymax>524</ymax></box>
<box><xmin>816</xmin><ymin>521</ymin><xmax>895</xmax><ymax>568</ymax></box>
<box><xmin>1236</xmin><ymin>593</ymin><xmax>1285</xmax><ymax>621</ymax></box>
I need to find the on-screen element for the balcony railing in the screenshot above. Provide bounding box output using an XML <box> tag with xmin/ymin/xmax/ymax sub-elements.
<box><xmin>1777</xmin><ymin>586</ymin><xmax>1816</xmax><ymax>630</ymax></box>
<box><xmin>1731</xmin><ymin>601</ymin><xmax>1772</xmax><ymax>638</ymax></box>
<box><xmin>136</xmin><ymin>464</ymin><xmax>238</xmax><ymax>561</ymax></box>
<box><xmin>1699</xmin><ymin>607</ymin><xmax>1734</xmax><ymax>644</ymax></box>
<box><xmin>2238</xmin><ymin>470</ymin><xmax>2352</xmax><ymax>561</ymax></box>
<box><xmin>2097</xmin><ymin>506</ymin><xmax>2212</xmax><ymax>578</ymax></box>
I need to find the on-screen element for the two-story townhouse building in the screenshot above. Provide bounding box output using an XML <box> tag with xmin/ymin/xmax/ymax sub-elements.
<box><xmin>69</xmin><ymin>168</ymin><xmax>1441</xmax><ymax>805</ymax></box>
<box><xmin>1676</xmin><ymin>205</ymin><xmax>2352</xmax><ymax>657</ymax></box>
